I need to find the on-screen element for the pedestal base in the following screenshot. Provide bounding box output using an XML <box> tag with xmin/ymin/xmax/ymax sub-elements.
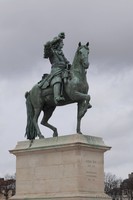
<box><xmin>10</xmin><ymin>194</ymin><xmax>111</xmax><ymax>200</ymax></box>
<box><xmin>10</xmin><ymin>134</ymin><xmax>111</xmax><ymax>200</ymax></box>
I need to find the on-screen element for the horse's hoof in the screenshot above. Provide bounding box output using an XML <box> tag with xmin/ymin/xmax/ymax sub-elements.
<box><xmin>53</xmin><ymin>132</ymin><xmax>58</xmax><ymax>137</ymax></box>
<box><xmin>39</xmin><ymin>135</ymin><xmax>45</xmax><ymax>139</ymax></box>
<box><xmin>77</xmin><ymin>132</ymin><xmax>82</xmax><ymax>134</ymax></box>
<box><xmin>88</xmin><ymin>103</ymin><xmax>92</xmax><ymax>109</ymax></box>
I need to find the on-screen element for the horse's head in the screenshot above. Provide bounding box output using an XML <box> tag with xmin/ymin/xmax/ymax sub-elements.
<box><xmin>77</xmin><ymin>42</ymin><xmax>89</xmax><ymax>70</ymax></box>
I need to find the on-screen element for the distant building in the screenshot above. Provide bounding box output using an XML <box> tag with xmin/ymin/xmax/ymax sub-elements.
<box><xmin>128</xmin><ymin>172</ymin><xmax>133</xmax><ymax>179</ymax></box>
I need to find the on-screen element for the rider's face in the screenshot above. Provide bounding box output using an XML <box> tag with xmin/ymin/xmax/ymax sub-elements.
<box><xmin>58</xmin><ymin>41</ymin><xmax>64</xmax><ymax>49</ymax></box>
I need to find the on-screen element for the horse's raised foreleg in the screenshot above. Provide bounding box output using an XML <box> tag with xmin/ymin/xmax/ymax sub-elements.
<box><xmin>33</xmin><ymin>108</ymin><xmax>44</xmax><ymax>139</ymax></box>
<box><xmin>74</xmin><ymin>92</ymin><xmax>91</xmax><ymax>102</ymax></box>
<box><xmin>73</xmin><ymin>91</ymin><xmax>92</xmax><ymax>110</ymax></box>
<box><xmin>41</xmin><ymin>106</ymin><xmax>58</xmax><ymax>137</ymax></box>
<box><xmin>77</xmin><ymin>100</ymin><xmax>88</xmax><ymax>134</ymax></box>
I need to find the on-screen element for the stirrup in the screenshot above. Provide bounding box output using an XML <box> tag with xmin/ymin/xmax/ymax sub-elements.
<box><xmin>55</xmin><ymin>96</ymin><xmax>65</xmax><ymax>104</ymax></box>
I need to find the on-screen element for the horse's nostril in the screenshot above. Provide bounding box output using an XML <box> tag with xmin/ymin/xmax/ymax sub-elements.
<box><xmin>86</xmin><ymin>63</ymin><xmax>89</xmax><ymax>68</ymax></box>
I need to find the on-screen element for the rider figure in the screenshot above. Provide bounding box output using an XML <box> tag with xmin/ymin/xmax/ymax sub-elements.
<box><xmin>43</xmin><ymin>32</ymin><xmax>71</xmax><ymax>104</ymax></box>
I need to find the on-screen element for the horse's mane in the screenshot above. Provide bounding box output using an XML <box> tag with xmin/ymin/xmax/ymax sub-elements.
<box><xmin>72</xmin><ymin>45</ymin><xmax>83</xmax><ymax>67</ymax></box>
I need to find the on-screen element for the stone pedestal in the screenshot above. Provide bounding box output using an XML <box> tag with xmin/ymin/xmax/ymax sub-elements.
<box><xmin>10</xmin><ymin>134</ymin><xmax>111</xmax><ymax>200</ymax></box>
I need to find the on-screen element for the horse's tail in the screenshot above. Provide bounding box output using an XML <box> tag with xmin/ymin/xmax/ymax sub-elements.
<box><xmin>25</xmin><ymin>91</ymin><xmax>37</xmax><ymax>140</ymax></box>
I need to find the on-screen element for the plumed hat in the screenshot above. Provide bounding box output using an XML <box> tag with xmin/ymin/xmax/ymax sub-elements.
<box><xmin>58</xmin><ymin>32</ymin><xmax>65</xmax><ymax>39</ymax></box>
<box><xmin>51</xmin><ymin>32</ymin><xmax>65</xmax><ymax>46</ymax></box>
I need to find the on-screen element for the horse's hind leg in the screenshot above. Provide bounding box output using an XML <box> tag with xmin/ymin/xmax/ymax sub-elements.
<box><xmin>33</xmin><ymin>108</ymin><xmax>44</xmax><ymax>139</ymax></box>
<box><xmin>41</xmin><ymin>106</ymin><xmax>58</xmax><ymax>137</ymax></box>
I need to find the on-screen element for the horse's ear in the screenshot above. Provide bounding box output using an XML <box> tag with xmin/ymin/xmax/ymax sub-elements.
<box><xmin>86</xmin><ymin>42</ymin><xmax>89</xmax><ymax>47</ymax></box>
<box><xmin>78</xmin><ymin>42</ymin><xmax>81</xmax><ymax>47</ymax></box>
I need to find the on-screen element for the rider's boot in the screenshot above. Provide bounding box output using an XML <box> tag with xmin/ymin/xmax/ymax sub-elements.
<box><xmin>53</xmin><ymin>83</ymin><xmax>65</xmax><ymax>104</ymax></box>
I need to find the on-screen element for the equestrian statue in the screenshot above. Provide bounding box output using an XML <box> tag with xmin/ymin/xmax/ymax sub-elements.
<box><xmin>25</xmin><ymin>32</ymin><xmax>92</xmax><ymax>140</ymax></box>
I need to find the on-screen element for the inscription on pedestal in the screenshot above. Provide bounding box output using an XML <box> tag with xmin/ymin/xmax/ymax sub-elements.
<box><xmin>85</xmin><ymin>160</ymin><xmax>98</xmax><ymax>182</ymax></box>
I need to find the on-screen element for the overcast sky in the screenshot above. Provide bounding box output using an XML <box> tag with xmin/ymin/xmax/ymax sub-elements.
<box><xmin>0</xmin><ymin>0</ymin><xmax>133</xmax><ymax>180</ymax></box>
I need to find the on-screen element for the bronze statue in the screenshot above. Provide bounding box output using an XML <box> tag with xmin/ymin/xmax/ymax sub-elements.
<box><xmin>25</xmin><ymin>33</ymin><xmax>92</xmax><ymax>140</ymax></box>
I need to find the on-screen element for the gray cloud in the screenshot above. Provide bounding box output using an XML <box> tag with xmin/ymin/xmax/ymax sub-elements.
<box><xmin>0</xmin><ymin>0</ymin><xmax>133</xmax><ymax>78</ymax></box>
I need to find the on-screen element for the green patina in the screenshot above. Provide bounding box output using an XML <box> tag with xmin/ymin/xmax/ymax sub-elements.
<box><xmin>25</xmin><ymin>33</ymin><xmax>92</xmax><ymax>140</ymax></box>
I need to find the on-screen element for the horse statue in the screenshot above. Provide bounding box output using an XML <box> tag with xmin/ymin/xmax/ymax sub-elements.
<box><xmin>25</xmin><ymin>42</ymin><xmax>91</xmax><ymax>140</ymax></box>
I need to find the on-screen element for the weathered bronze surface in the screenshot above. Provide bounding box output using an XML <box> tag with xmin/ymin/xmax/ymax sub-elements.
<box><xmin>25</xmin><ymin>33</ymin><xmax>91</xmax><ymax>140</ymax></box>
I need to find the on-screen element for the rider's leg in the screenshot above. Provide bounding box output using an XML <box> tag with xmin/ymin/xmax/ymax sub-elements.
<box><xmin>53</xmin><ymin>82</ymin><xmax>65</xmax><ymax>104</ymax></box>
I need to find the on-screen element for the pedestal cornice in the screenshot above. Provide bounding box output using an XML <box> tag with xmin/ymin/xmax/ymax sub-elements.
<box><xmin>10</xmin><ymin>134</ymin><xmax>111</xmax><ymax>155</ymax></box>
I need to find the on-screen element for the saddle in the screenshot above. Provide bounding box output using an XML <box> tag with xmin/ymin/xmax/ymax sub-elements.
<box><xmin>38</xmin><ymin>70</ymin><xmax>71</xmax><ymax>90</ymax></box>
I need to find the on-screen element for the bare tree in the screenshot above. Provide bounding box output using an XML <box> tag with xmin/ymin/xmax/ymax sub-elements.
<box><xmin>104</xmin><ymin>172</ymin><xmax>122</xmax><ymax>200</ymax></box>
<box><xmin>0</xmin><ymin>175</ymin><xmax>16</xmax><ymax>200</ymax></box>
